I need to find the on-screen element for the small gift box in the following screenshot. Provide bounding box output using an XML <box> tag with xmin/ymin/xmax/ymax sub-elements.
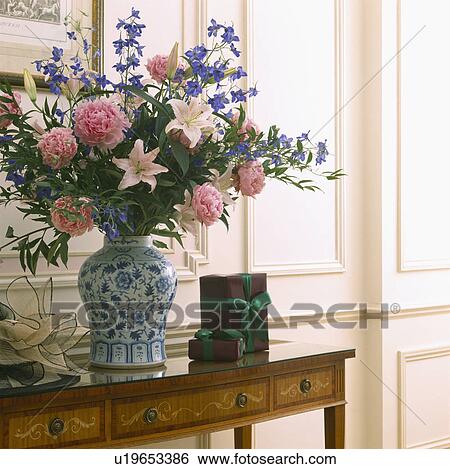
<box><xmin>188</xmin><ymin>329</ymin><xmax>245</xmax><ymax>362</ymax></box>
<box><xmin>200</xmin><ymin>273</ymin><xmax>270</xmax><ymax>353</ymax></box>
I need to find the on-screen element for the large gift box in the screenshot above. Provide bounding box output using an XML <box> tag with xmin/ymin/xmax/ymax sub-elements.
<box><xmin>199</xmin><ymin>273</ymin><xmax>270</xmax><ymax>353</ymax></box>
<box><xmin>188</xmin><ymin>329</ymin><xmax>245</xmax><ymax>362</ymax></box>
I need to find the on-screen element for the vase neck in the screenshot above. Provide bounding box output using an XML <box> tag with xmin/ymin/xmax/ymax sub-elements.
<box><xmin>104</xmin><ymin>236</ymin><xmax>154</xmax><ymax>248</ymax></box>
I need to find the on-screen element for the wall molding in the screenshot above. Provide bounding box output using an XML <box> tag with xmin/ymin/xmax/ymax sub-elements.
<box><xmin>244</xmin><ymin>0</ymin><xmax>345</xmax><ymax>276</ymax></box>
<box><xmin>396</xmin><ymin>0</ymin><xmax>450</xmax><ymax>272</ymax></box>
<box><xmin>398</xmin><ymin>345</ymin><xmax>450</xmax><ymax>448</ymax></box>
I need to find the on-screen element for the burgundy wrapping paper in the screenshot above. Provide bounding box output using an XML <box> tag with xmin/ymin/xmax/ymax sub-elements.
<box><xmin>199</xmin><ymin>273</ymin><xmax>269</xmax><ymax>352</ymax></box>
<box><xmin>188</xmin><ymin>338</ymin><xmax>245</xmax><ymax>361</ymax></box>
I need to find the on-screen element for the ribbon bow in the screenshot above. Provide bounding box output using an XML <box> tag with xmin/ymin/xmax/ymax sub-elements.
<box><xmin>201</xmin><ymin>274</ymin><xmax>271</xmax><ymax>353</ymax></box>
<box><xmin>194</xmin><ymin>328</ymin><xmax>245</xmax><ymax>341</ymax></box>
<box><xmin>194</xmin><ymin>328</ymin><xmax>245</xmax><ymax>360</ymax></box>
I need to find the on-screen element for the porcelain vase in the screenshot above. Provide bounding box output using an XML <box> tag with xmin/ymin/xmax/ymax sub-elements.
<box><xmin>78</xmin><ymin>236</ymin><xmax>177</xmax><ymax>369</ymax></box>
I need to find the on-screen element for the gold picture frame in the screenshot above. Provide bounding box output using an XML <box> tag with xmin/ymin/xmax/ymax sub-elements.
<box><xmin>0</xmin><ymin>0</ymin><xmax>104</xmax><ymax>88</ymax></box>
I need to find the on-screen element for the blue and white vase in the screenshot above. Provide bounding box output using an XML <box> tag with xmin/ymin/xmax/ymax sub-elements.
<box><xmin>78</xmin><ymin>236</ymin><xmax>177</xmax><ymax>369</ymax></box>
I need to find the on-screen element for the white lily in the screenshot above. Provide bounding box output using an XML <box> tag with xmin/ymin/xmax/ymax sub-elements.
<box><xmin>174</xmin><ymin>190</ymin><xmax>198</xmax><ymax>236</ymax></box>
<box><xmin>210</xmin><ymin>163</ymin><xmax>236</xmax><ymax>206</ymax></box>
<box><xmin>113</xmin><ymin>139</ymin><xmax>168</xmax><ymax>191</ymax></box>
<box><xmin>166</xmin><ymin>97</ymin><xmax>215</xmax><ymax>148</ymax></box>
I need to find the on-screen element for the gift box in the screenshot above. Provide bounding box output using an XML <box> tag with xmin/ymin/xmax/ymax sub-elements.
<box><xmin>188</xmin><ymin>329</ymin><xmax>245</xmax><ymax>361</ymax></box>
<box><xmin>200</xmin><ymin>273</ymin><xmax>270</xmax><ymax>353</ymax></box>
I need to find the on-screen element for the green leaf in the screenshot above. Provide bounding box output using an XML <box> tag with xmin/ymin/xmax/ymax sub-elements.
<box><xmin>151</xmin><ymin>229</ymin><xmax>183</xmax><ymax>246</ymax></box>
<box><xmin>157</xmin><ymin>178</ymin><xmax>176</xmax><ymax>187</ymax></box>
<box><xmin>158</xmin><ymin>130</ymin><xmax>167</xmax><ymax>153</ymax></box>
<box><xmin>153</xmin><ymin>239</ymin><xmax>169</xmax><ymax>250</ymax></box>
<box><xmin>123</xmin><ymin>86</ymin><xmax>172</xmax><ymax>118</ymax></box>
<box><xmin>47</xmin><ymin>236</ymin><xmax>62</xmax><ymax>264</ymax></box>
<box><xmin>60</xmin><ymin>240</ymin><xmax>69</xmax><ymax>267</ymax></box>
<box><xmin>26</xmin><ymin>248</ymin><xmax>33</xmax><ymax>274</ymax></box>
<box><xmin>19</xmin><ymin>245</ymin><xmax>26</xmax><ymax>272</ymax></box>
<box><xmin>219</xmin><ymin>213</ymin><xmax>229</xmax><ymax>231</ymax></box>
<box><xmin>31</xmin><ymin>247</ymin><xmax>40</xmax><ymax>275</ymax></box>
<box><xmin>171</xmin><ymin>140</ymin><xmax>190</xmax><ymax>175</ymax></box>
<box><xmin>5</xmin><ymin>226</ymin><xmax>14</xmax><ymax>238</ymax></box>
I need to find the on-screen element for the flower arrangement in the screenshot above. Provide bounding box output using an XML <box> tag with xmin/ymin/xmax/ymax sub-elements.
<box><xmin>0</xmin><ymin>9</ymin><xmax>343</xmax><ymax>274</ymax></box>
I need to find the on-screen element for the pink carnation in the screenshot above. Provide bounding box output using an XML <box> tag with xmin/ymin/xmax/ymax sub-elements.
<box><xmin>73</xmin><ymin>97</ymin><xmax>131</xmax><ymax>151</ymax></box>
<box><xmin>191</xmin><ymin>183</ymin><xmax>223</xmax><ymax>226</ymax></box>
<box><xmin>234</xmin><ymin>160</ymin><xmax>266</xmax><ymax>197</ymax></box>
<box><xmin>51</xmin><ymin>196</ymin><xmax>94</xmax><ymax>237</ymax></box>
<box><xmin>38</xmin><ymin>127</ymin><xmax>78</xmax><ymax>169</ymax></box>
<box><xmin>0</xmin><ymin>91</ymin><xmax>22</xmax><ymax>129</ymax></box>
<box><xmin>146</xmin><ymin>55</ymin><xmax>169</xmax><ymax>83</ymax></box>
<box><xmin>232</xmin><ymin>111</ymin><xmax>260</xmax><ymax>140</ymax></box>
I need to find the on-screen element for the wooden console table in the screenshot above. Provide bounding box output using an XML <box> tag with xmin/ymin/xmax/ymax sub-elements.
<box><xmin>0</xmin><ymin>343</ymin><xmax>355</xmax><ymax>449</ymax></box>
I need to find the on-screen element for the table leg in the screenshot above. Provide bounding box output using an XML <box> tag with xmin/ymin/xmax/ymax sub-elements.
<box><xmin>324</xmin><ymin>404</ymin><xmax>345</xmax><ymax>449</ymax></box>
<box><xmin>234</xmin><ymin>425</ymin><xmax>253</xmax><ymax>449</ymax></box>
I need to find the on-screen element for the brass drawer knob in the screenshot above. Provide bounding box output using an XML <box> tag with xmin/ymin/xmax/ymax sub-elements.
<box><xmin>236</xmin><ymin>393</ymin><xmax>248</xmax><ymax>408</ymax></box>
<box><xmin>300</xmin><ymin>379</ymin><xmax>312</xmax><ymax>394</ymax></box>
<box><xmin>48</xmin><ymin>417</ymin><xmax>65</xmax><ymax>437</ymax></box>
<box><xmin>143</xmin><ymin>408</ymin><xmax>158</xmax><ymax>424</ymax></box>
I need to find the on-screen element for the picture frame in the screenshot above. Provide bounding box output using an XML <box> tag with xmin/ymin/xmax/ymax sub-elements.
<box><xmin>0</xmin><ymin>0</ymin><xmax>104</xmax><ymax>88</ymax></box>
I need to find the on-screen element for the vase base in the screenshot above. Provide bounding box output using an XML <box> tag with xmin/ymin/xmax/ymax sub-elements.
<box><xmin>90</xmin><ymin>359</ymin><xmax>166</xmax><ymax>370</ymax></box>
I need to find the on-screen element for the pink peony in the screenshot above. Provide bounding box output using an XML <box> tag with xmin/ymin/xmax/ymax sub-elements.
<box><xmin>232</xmin><ymin>111</ymin><xmax>260</xmax><ymax>140</ymax></box>
<box><xmin>38</xmin><ymin>127</ymin><xmax>78</xmax><ymax>169</ymax></box>
<box><xmin>234</xmin><ymin>160</ymin><xmax>266</xmax><ymax>197</ymax></box>
<box><xmin>191</xmin><ymin>183</ymin><xmax>224</xmax><ymax>226</ymax></box>
<box><xmin>146</xmin><ymin>55</ymin><xmax>169</xmax><ymax>83</ymax></box>
<box><xmin>51</xmin><ymin>196</ymin><xmax>94</xmax><ymax>237</ymax></box>
<box><xmin>73</xmin><ymin>97</ymin><xmax>131</xmax><ymax>151</ymax></box>
<box><xmin>0</xmin><ymin>91</ymin><xmax>22</xmax><ymax>129</ymax></box>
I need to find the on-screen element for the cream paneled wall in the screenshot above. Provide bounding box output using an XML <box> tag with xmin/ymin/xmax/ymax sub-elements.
<box><xmin>1</xmin><ymin>0</ymin><xmax>449</xmax><ymax>449</ymax></box>
<box><xmin>377</xmin><ymin>0</ymin><xmax>450</xmax><ymax>449</ymax></box>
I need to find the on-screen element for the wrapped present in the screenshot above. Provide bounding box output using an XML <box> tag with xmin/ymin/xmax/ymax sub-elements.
<box><xmin>200</xmin><ymin>273</ymin><xmax>271</xmax><ymax>353</ymax></box>
<box><xmin>188</xmin><ymin>329</ymin><xmax>245</xmax><ymax>362</ymax></box>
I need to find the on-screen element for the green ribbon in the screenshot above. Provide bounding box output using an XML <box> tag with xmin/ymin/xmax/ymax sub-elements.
<box><xmin>194</xmin><ymin>328</ymin><xmax>245</xmax><ymax>360</ymax></box>
<box><xmin>201</xmin><ymin>273</ymin><xmax>271</xmax><ymax>353</ymax></box>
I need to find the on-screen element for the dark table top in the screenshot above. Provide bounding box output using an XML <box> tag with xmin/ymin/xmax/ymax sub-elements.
<box><xmin>0</xmin><ymin>342</ymin><xmax>355</xmax><ymax>398</ymax></box>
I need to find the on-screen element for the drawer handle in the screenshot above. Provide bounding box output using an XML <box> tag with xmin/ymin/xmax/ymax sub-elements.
<box><xmin>300</xmin><ymin>379</ymin><xmax>312</xmax><ymax>394</ymax></box>
<box><xmin>143</xmin><ymin>408</ymin><xmax>158</xmax><ymax>424</ymax></box>
<box><xmin>48</xmin><ymin>418</ymin><xmax>65</xmax><ymax>437</ymax></box>
<box><xmin>236</xmin><ymin>393</ymin><xmax>248</xmax><ymax>408</ymax></box>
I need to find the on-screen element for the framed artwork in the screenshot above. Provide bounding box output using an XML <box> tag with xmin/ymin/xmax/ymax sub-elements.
<box><xmin>0</xmin><ymin>0</ymin><xmax>104</xmax><ymax>88</ymax></box>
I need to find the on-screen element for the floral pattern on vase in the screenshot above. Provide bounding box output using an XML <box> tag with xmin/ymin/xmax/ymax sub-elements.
<box><xmin>78</xmin><ymin>236</ymin><xmax>177</xmax><ymax>368</ymax></box>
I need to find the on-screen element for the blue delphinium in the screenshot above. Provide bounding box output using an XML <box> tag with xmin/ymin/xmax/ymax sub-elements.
<box><xmin>207</xmin><ymin>19</ymin><xmax>222</xmax><ymax>37</ymax></box>
<box><xmin>209</xmin><ymin>61</ymin><xmax>227</xmax><ymax>82</ymax></box>
<box><xmin>279</xmin><ymin>134</ymin><xmax>293</xmax><ymax>148</ymax></box>
<box><xmin>51</xmin><ymin>47</ymin><xmax>64</xmax><ymax>62</ymax></box>
<box><xmin>185</xmin><ymin>45</ymin><xmax>208</xmax><ymax>61</ymax></box>
<box><xmin>185</xmin><ymin>80</ymin><xmax>203</xmax><ymax>97</ymax></box>
<box><xmin>230</xmin><ymin>43</ymin><xmax>241</xmax><ymax>57</ymax></box>
<box><xmin>113</xmin><ymin>9</ymin><xmax>146</xmax><ymax>91</ymax></box>
<box><xmin>221</xmin><ymin>26</ymin><xmax>239</xmax><ymax>44</ymax></box>
<box><xmin>248</xmin><ymin>86</ymin><xmax>259</xmax><ymax>97</ymax></box>
<box><xmin>6</xmin><ymin>171</ymin><xmax>25</xmax><ymax>186</ymax></box>
<box><xmin>231</xmin><ymin>89</ymin><xmax>247</xmax><ymax>103</ymax></box>
<box><xmin>316</xmin><ymin>140</ymin><xmax>329</xmax><ymax>165</ymax></box>
<box><xmin>230</xmin><ymin>66</ymin><xmax>247</xmax><ymax>81</ymax></box>
<box><xmin>208</xmin><ymin>92</ymin><xmax>229</xmax><ymax>112</ymax></box>
<box><xmin>298</xmin><ymin>131</ymin><xmax>311</xmax><ymax>142</ymax></box>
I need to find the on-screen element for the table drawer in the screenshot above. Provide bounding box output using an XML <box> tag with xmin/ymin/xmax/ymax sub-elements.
<box><xmin>274</xmin><ymin>366</ymin><xmax>334</xmax><ymax>410</ymax></box>
<box><xmin>7</xmin><ymin>403</ymin><xmax>104</xmax><ymax>448</ymax></box>
<box><xmin>112</xmin><ymin>378</ymin><xmax>269</xmax><ymax>440</ymax></box>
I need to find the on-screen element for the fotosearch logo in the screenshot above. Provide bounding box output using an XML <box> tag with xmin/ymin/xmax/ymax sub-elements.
<box><xmin>50</xmin><ymin>301</ymin><xmax>398</xmax><ymax>331</ymax></box>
